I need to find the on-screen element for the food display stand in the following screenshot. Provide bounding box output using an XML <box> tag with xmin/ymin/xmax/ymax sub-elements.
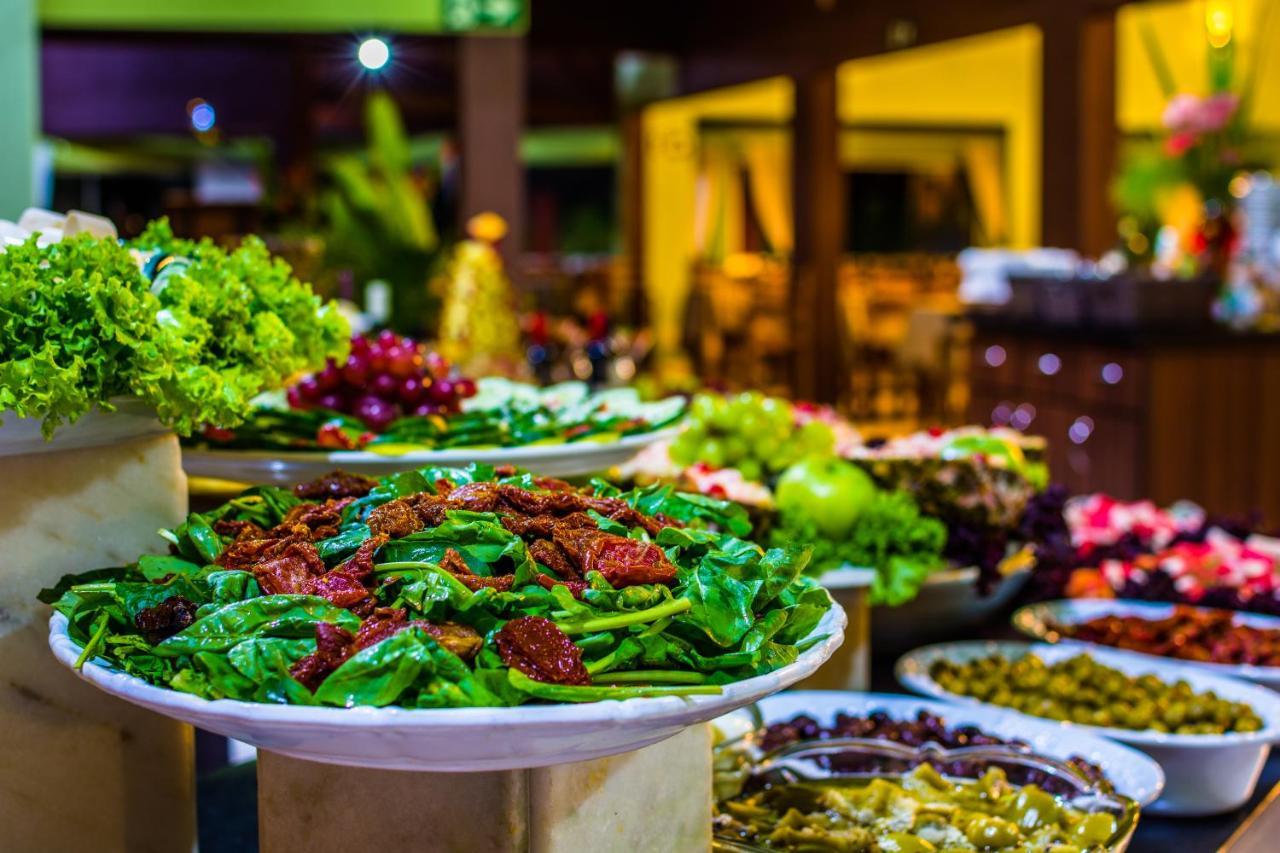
<box><xmin>256</xmin><ymin>727</ymin><xmax>712</xmax><ymax>852</ymax></box>
<box><xmin>50</xmin><ymin>600</ymin><xmax>845</xmax><ymax>851</ymax></box>
<box><xmin>0</xmin><ymin>407</ymin><xmax>195</xmax><ymax>852</ymax></box>
<box><xmin>801</xmin><ymin>567</ymin><xmax>875</xmax><ymax>691</ymax></box>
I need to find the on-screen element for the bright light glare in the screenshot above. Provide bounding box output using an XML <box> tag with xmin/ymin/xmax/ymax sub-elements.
<box><xmin>358</xmin><ymin>37</ymin><xmax>391</xmax><ymax>71</ymax></box>
<box><xmin>190</xmin><ymin>103</ymin><xmax>216</xmax><ymax>132</ymax></box>
<box><xmin>1206</xmin><ymin>1</ymin><xmax>1233</xmax><ymax>48</ymax></box>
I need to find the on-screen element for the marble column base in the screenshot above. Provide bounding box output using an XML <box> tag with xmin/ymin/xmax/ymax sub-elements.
<box><xmin>258</xmin><ymin>724</ymin><xmax>713</xmax><ymax>853</ymax></box>
<box><xmin>0</xmin><ymin>434</ymin><xmax>194</xmax><ymax>853</ymax></box>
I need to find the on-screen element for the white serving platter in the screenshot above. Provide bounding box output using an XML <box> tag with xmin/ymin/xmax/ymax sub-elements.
<box><xmin>896</xmin><ymin>640</ymin><xmax>1280</xmax><ymax>816</ymax></box>
<box><xmin>1012</xmin><ymin>598</ymin><xmax>1280</xmax><ymax>691</ymax></box>
<box><xmin>712</xmin><ymin>689</ymin><xmax>1165</xmax><ymax>807</ymax></box>
<box><xmin>181</xmin><ymin>426</ymin><xmax>681</xmax><ymax>485</ymax></box>
<box><xmin>48</xmin><ymin>600</ymin><xmax>845</xmax><ymax>773</ymax></box>
<box><xmin>871</xmin><ymin>564</ymin><xmax>1032</xmax><ymax>652</ymax></box>
<box><xmin>0</xmin><ymin>398</ymin><xmax>168</xmax><ymax>457</ymax></box>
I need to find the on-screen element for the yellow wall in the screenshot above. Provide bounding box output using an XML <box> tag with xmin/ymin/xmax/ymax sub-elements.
<box><xmin>837</xmin><ymin>25</ymin><xmax>1043</xmax><ymax>249</ymax></box>
<box><xmin>1118</xmin><ymin>0</ymin><xmax>1280</xmax><ymax>132</ymax></box>
<box><xmin>639</xmin><ymin>29</ymin><xmax>1044</xmax><ymax>360</ymax></box>
<box><xmin>641</xmin><ymin>78</ymin><xmax>792</xmax><ymax>361</ymax></box>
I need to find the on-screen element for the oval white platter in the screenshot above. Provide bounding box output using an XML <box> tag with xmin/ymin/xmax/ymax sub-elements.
<box><xmin>182</xmin><ymin>426</ymin><xmax>681</xmax><ymax>485</ymax></box>
<box><xmin>896</xmin><ymin>640</ymin><xmax>1280</xmax><ymax>815</ymax></box>
<box><xmin>1012</xmin><ymin>598</ymin><xmax>1280</xmax><ymax>691</ymax></box>
<box><xmin>48</xmin><ymin>600</ymin><xmax>845</xmax><ymax>773</ymax></box>
<box><xmin>712</xmin><ymin>689</ymin><xmax>1165</xmax><ymax>807</ymax></box>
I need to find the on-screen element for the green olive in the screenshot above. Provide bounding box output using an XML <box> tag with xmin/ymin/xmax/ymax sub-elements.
<box><xmin>926</xmin><ymin>652</ymin><xmax>1259</xmax><ymax>735</ymax></box>
<box><xmin>1072</xmin><ymin>812</ymin><xmax>1118</xmax><ymax>844</ymax></box>
<box><xmin>1010</xmin><ymin>786</ymin><xmax>1061</xmax><ymax>830</ymax></box>
<box><xmin>965</xmin><ymin>815</ymin><xmax>1022</xmax><ymax>848</ymax></box>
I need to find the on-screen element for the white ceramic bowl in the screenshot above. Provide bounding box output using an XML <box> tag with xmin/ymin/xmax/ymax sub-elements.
<box><xmin>896</xmin><ymin>640</ymin><xmax>1280</xmax><ymax>816</ymax></box>
<box><xmin>712</xmin><ymin>690</ymin><xmax>1166</xmax><ymax>806</ymax></box>
<box><xmin>181</xmin><ymin>426</ymin><xmax>681</xmax><ymax>484</ymax></box>
<box><xmin>1013</xmin><ymin>598</ymin><xmax>1280</xmax><ymax>691</ymax></box>
<box><xmin>0</xmin><ymin>398</ymin><xmax>168</xmax><ymax>457</ymax></box>
<box><xmin>871</xmin><ymin>565</ymin><xmax>1032</xmax><ymax>652</ymax></box>
<box><xmin>48</xmin><ymin>600</ymin><xmax>845</xmax><ymax>772</ymax></box>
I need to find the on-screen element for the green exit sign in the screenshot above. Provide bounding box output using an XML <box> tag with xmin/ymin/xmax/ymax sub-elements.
<box><xmin>40</xmin><ymin>0</ymin><xmax>528</xmax><ymax>33</ymax></box>
<box><xmin>443</xmin><ymin>0</ymin><xmax>527</xmax><ymax>31</ymax></box>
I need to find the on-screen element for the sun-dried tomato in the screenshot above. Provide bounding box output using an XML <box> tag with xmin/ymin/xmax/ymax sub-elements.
<box><xmin>353</xmin><ymin>607</ymin><xmax>411</xmax><ymax>651</ymax></box>
<box><xmin>290</xmin><ymin>621</ymin><xmax>356</xmax><ymax>691</ymax></box>
<box><xmin>293</xmin><ymin>471</ymin><xmax>379</xmax><ymax>500</ymax></box>
<box><xmin>423</xmin><ymin>622</ymin><xmax>484</xmax><ymax>661</ymax></box>
<box><xmin>276</xmin><ymin>498</ymin><xmax>354</xmax><ymax>540</ymax></box>
<box><xmin>252</xmin><ymin>539</ymin><xmax>327</xmax><ymax>595</ymax></box>
<box><xmin>553</xmin><ymin>528</ymin><xmax>676</xmax><ymax>587</ymax></box>
<box><xmin>366</xmin><ymin>499</ymin><xmax>424</xmax><ymax>539</ymax></box>
<box><xmin>134</xmin><ymin>596</ymin><xmax>199</xmax><ymax>644</ymax></box>
<box><xmin>528</xmin><ymin>539</ymin><xmax>580</xmax><ymax>579</ymax></box>
<box><xmin>213</xmin><ymin>518</ymin><xmax>267</xmax><ymax>541</ymax></box>
<box><xmin>533</xmin><ymin>573</ymin><xmax>588</xmax><ymax>599</ymax></box>
<box><xmin>495</xmin><ymin>616</ymin><xmax>590</xmax><ymax>686</ymax></box>
<box><xmin>303</xmin><ymin>571</ymin><xmax>369</xmax><ymax>609</ymax></box>
<box><xmin>334</xmin><ymin>534</ymin><xmax>388</xmax><ymax>581</ymax></box>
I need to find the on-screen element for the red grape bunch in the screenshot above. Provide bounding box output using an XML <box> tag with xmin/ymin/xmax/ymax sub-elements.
<box><xmin>287</xmin><ymin>331</ymin><xmax>477</xmax><ymax>431</ymax></box>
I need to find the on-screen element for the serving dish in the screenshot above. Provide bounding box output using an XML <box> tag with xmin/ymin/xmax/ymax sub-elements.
<box><xmin>0</xmin><ymin>398</ymin><xmax>168</xmax><ymax>457</ymax></box>
<box><xmin>182</xmin><ymin>425</ymin><xmax>680</xmax><ymax>484</ymax></box>
<box><xmin>711</xmin><ymin>690</ymin><xmax>1165</xmax><ymax>807</ymax></box>
<box><xmin>896</xmin><ymin>640</ymin><xmax>1280</xmax><ymax>815</ymax></box>
<box><xmin>49</xmin><ymin>601</ymin><xmax>845</xmax><ymax>772</ymax></box>
<box><xmin>871</xmin><ymin>564</ymin><xmax>1032</xmax><ymax>652</ymax></box>
<box><xmin>713</xmin><ymin>735</ymin><xmax>1138</xmax><ymax>852</ymax></box>
<box><xmin>1013</xmin><ymin>598</ymin><xmax>1280</xmax><ymax>691</ymax></box>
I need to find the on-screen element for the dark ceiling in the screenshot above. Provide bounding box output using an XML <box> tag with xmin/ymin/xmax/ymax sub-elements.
<box><xmin>40</xmin><ymin>0</ymin><xmax>1134</xmax><ymax>142</ymax></box>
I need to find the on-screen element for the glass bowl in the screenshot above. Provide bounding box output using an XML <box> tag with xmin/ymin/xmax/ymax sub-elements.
<box><xmin>713</xmin><ymin>737</ymin><xmax>1140</xmax><ymax>852</ymax></box>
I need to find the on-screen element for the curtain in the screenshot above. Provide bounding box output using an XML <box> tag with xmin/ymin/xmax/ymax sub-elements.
<box><xmin>694</xmin><ymin>136</ymin><xmax>745</xmax><ymax>262</ymax></box>
<box><xmin>742</xmin><ymin>131</ymin><xmax>793</xmax><ymax>254</ymax></box>
<box><xmin>963</xmin><ymin>138</ymin><xmax>1009</xmax><ymax>246</ymax></box>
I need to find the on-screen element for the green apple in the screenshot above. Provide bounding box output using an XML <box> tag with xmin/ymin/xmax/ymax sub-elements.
<box><xmin>775</xmin><ymin>456</ymin><xmax>877</xmax><ymax>538</ymax></box>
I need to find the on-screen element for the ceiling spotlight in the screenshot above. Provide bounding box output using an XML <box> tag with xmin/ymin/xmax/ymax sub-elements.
<box><xmin>190</xmin><ymin>102</ymin><xmax>216</xmax><ymax>132</ymax></box>
<box><xmin>358</xmin><ymin>37</ymin><xmax>391</xmax><ymax>71</ymax></box>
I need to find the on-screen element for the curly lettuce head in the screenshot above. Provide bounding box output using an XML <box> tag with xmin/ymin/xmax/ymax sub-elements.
<box><xmin>0</xmin><ymin>220</ymin><xmax>349</xmax><ymax>437</ymax></box>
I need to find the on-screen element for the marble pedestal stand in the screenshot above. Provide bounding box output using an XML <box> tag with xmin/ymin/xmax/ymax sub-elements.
<box><xmin>257</xmin><ymin>724</ymin><xmax>712</xmax><ymax>853</ymax></box>
<box><xmin>1</xmin><ymin>429</ymin><xmax>194</xmax><ymax>853</ymax></box>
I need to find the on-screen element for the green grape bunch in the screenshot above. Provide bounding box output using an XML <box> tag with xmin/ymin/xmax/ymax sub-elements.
<box><xmin>668</xmin><ymin>392</ymin><xmax>835</xmax><ymax>483</ymax></box>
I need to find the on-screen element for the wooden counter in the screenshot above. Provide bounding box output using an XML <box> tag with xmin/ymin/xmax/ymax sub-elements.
<box><xmin>967</xmin><ymin>319</ymin><xmax>1280</xmax><ymax>526</ymax></box>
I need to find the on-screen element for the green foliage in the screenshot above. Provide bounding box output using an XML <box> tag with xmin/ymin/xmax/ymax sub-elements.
<box><xmin>130</xmin><ymin>220</ymin><xmax>350</xmax><ymax>433</ymax></box>
<box><xmin>0</xmin><ymin>221</ymin><xmax>348</xmax><ymax>437</ymax></box>
<box><xmin>0</xmin><ymin>234</ymin><xmax>161</xmax><ymax>435</ymax></box>
<box><xmin>322</xmin><ymin>91</ymin><xmax>439</xmax><ymax>334</ymax></box>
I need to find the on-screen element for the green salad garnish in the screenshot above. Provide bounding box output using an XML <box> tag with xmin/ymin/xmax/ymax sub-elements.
<box><xmin>769</xmin><ymin>490</ymin><xmax>947</xmax><ymax>605</ymax></box>
<box><xmin>0</xmin><ymin>218</ymin><xmax>348</xmax><ymax>436</ymax></box>
<box><xmin>42</xmin><ymin>465</ymin><xmax>831</xmax><ymax>708</ymax></box>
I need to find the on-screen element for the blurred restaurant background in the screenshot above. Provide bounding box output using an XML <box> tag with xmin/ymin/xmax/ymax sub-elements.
<box><xmin>3</xmin><ymin>0</ymin><xmax>1279</xmax><ymax>522</ymax></box>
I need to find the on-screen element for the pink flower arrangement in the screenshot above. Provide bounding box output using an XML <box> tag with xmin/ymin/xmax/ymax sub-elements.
<box><xmin>1161</xmin><ymin>92</ymin><xmax>1239</xmax><ymax>136</ymax></box>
